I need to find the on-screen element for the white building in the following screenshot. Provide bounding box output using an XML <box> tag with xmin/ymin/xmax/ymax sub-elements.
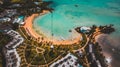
<box><xmin>0</xmin><ymin>17</ymin><xmax>11</xmax><ymax>22</ymax></box>
<box><xmin>3</xmin><ymin>48</ymin><xmax>21</xmax><ymax>67</ymax></box>
<box><xmin>50</xmin><ymin>53</ymin><xmax>82</xmax><ymax>67</ymax></box>
<box><xmin>89</xmin><ymin>44</ymin><xmax>93</xmax><ymax>53</ymax></box>
<box><xmin>80</xmin><ymin>26</ymin><xmax>91</xmax><ymax>33</ymax></box>
<box><xmin>5</xmin><ymin>30</ymin><xmax>24</xmax><ymax>49</ymax></box>
<box><xmin>13</xmin><ymin>17</ymin><xmax>25</xmax><ymax>25</ymax></box>
<box><xmin>3</xmin><ymin>30</ymin><xmax>24</xmax><ymax>67</ymax></box>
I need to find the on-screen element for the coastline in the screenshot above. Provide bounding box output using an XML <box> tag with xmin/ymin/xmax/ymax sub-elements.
<box><xmin>23</xmin><ymin>14</ymin><xmax>41</xmax><ymax>38</ymax></box>
<box><xmin>95</xmin><ymin>34</ymin><xmax>112</xmax><ymax>67</ymax></box>
<box><xmin>23</xmin><ymin>10</ymin><xmax>82</xmax><ymax>45</ymax></box>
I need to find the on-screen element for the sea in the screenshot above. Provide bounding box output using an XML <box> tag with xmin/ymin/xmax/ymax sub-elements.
<box><xmin>33</xmin><ymin>0</ymin><xmax>120</xmax><ymax>67</ymax></box>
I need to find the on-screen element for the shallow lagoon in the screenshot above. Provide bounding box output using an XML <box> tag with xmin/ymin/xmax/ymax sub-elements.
<box><xmin>34</xmin><ymin>0</ymin><xmax>120</xmax><ymax>40</ymax></box>
<box><xmin>33</xmin><ymin>0</ymin><xmax>120</xmax><ymax>67</ymax></box>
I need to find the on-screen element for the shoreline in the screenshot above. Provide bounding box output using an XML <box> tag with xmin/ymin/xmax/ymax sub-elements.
<box><xmin>23</xmin><ymin>10</ymin><xmax>82</xmax><ymax>45</ymax></box>
<box><xmin>95</xmin><ymin>34</ymin><xmax>112</xmax><ymax>67</ymax></box>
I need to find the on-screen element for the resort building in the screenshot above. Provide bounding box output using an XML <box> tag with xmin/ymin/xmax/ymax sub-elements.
<box><xmin>86</xmin><ymin>44</ymin><xmax>102</xmax><ymax>67</ymax></box>
<box><xmin>80</xmin><ymin>26</ymin><xmax>91</xmax><ymax>33</ymax></box>
<box><xmin>5</xmin><ymin>30</ymin><xmax>24</xmax><ymax>49</ymax></box>
<box><xmin>0</xmin><ymin>17</ymin><xmax>11</xmax><ymax>23</ymax></box>
<box><xmin>0</xmin><ymin>9</ymin><xmax>17</xmax><ymax>17</ymax></box>
<box><xmin>50</xmin><ymin>53</ymin><xmax>82</xmax><ymax>67</ymax></box>
<box><xmin>3</xmin><ymin>29</ymin><xmax>24</xmax><ymax>67</ymax></box>
<box><xmin>3</xmin><ymin>49</ymin><xmax>21</xmax><ymax>67</ymax></box>
<box><xmin>89</xmin><ymin>44</ymin><xmax>93</xmax><ymax>53</ymax></box>
<box><xmin>13</xmin><ymin>16</ymin><xmax>25</xmax><ymax>25</ymax></box>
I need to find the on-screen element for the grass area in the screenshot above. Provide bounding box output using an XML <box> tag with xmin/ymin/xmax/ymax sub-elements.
<box><xmin>81</xmin><ymin>34</ymin><xmax>87</xmax><ymax>46</ymax></box>
<box><xmin>25</xmin><ymin>43</ymin><xmax>46</xmax><ymax>65</ymax></box>
<box><xmin>44</xmin><ymin>46</ymin><xmax>63</xmax><ymax>64</ymax></box>
<box><xmin>25</xmin><ymin>43</ymin><xmax>64</xmax><ymax>65</ymax></box>
<box><xmin>17</xmin><ymin>38</ymin><xmax>85</xmax><ymax>66</ymax></box>
<box><xmin>17</xmin><ymin>27</ymin><xmax>29</xmax><ymax>39</ymax></box>
<box><xmin>16</xmin><ymin>27</ymin><xmax>85</xmax><ymax>66</ymax></box>
<box><xmin>23</xmin><ymin>38</ymin><xmax>84</xmax><ymax>66</ymax></box>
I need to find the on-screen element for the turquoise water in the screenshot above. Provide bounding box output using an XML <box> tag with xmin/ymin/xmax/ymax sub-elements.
<box><xmin>33</xmin><ymin>0</ymin><xmax>120</xmax><ymax>40</ymax></box>
<box><xmin>33</xmin><ymin>0</ymin><xmax>120</xmax><ymax>66</ymax></box>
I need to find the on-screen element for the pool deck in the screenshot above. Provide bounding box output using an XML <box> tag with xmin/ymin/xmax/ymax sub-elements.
<box><xmin>23</xmin><ymin>10</ymin><xmax>82</xmax><ymax>45</ymax></box>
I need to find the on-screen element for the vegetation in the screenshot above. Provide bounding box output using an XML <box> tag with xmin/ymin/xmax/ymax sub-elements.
<box><xmin>94</xmin><ymin>42</ymin><xmax>108</xmax><ymax>67</ymax></box>
<box><xmin>99</xmin><ymin>24</ymin><xmax>115</xmax><ymax>34</ymax></box>
<box><xmin>12</xmin><ymin>23</ymin><xmax>19</xmax><ymax>30</ymax></box>
<box><xmin>16</xmin><ymin>34</ymin><xmax>84</xmax><ymax>66</ymax></box>
<box><xmin>24</xmin><ymin>42</ymin><xmax>66</xmax><ymax>65</ymax></box>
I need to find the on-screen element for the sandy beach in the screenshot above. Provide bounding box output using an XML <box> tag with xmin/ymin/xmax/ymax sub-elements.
<box><xmin>23</xmin><ymin>10</ymin><xmax>82</xmax><ymax>45</ymax></box>
<box><xmin>24</xmin><ymin>14</ymin><xmax>40</xmax><ymax>38</ymax></box>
